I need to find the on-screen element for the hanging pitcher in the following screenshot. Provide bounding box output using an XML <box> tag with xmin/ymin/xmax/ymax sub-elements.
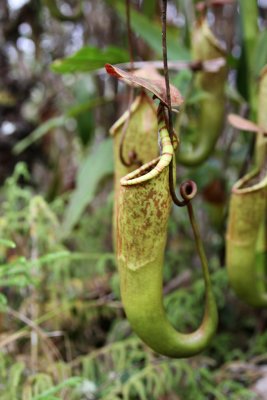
<box><xmin>226</xmin><ymin>66</ymin><xmax>267</xmax><ymax>307</ymax></box>
<box><xmin>117</xmin><ymin>105</ymin><xmax>218</xmax><ymax>357</ymax></box>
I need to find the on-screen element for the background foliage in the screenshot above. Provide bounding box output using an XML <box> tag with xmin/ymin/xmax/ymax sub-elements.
<box><xmin>0</xmin><ymin>0</ymin><xmax>267</xmax><ymax>399</ymax></box>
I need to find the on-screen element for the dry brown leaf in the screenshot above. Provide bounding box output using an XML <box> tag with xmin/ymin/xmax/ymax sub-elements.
<box><xmin>133</xmin><ymin>66</ymin><xmax>163</xmax><ymax>80</ymax></box>
<box><xmin>105</xmin><ymin>63</ymin><xmax>184</xmax><ymax>107</ymax></box>
<box><xmin>210</xmin><ymin>0</ymin><xmax>236</xmax><ymax>5</ymax></box>
<box><xmin>228</xmin><ymin>114</ymin><xmax>261</xmax><ymax>133</ymax></box>
<box><xmin>197</xmin><ymin>0</ymin><xmax>236</xmax><ymax>11</ymax></box>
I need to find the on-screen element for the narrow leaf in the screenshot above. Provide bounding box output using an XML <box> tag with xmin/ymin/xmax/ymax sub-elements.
<box><xmin>253</xmin><ymin>29</ymin><xmax>267</xmax><ymax>78</ymax></box>
<box><xmin>66</xmin><ymin>97</ymin><xmax>113</xmax><ymax>118</ymax></box>
<box><xmin>14</xmin><ymin>98</ymin><xmax>112</xmax><ymax>154</ymax></box>
<box><xmin>51</xmin><ymin>46</ymin><xmax>129</xmax><ymax>74</ymax></box>
<box><xmin>107</xmin><ymin>0</ymin><xmax>190</xmax><ymax>60</ymax></box>
<box><xmin>142</xmin><ymin>0</ymin><xmax>156</xmax><ymax>18</ymax></box>
<box><xmin>0</xmin><ymin>294</ymin><xmax>7</xmax><ymax>310</ymax></box>
<box><xmin>0</xmin><ymin>238</ymin><xmax>16</xmax><ymax>248</ymax></box>
<box><xmin>33</xmin><ymin>377</ymin><xmax>82</xmax><ymax>400</ymax></box>
<box><xmin>62</xmin><ymin>139</ymin><xmax>114</xmax><ymax>237</ymax></box>
<box><xmin>13</xmin><ymin>116</ymin><xmax>65</xmax><ymax>154</ymax></box>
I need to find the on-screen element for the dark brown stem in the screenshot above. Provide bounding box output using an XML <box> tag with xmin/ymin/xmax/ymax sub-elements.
<box><xmin>126</xmin><ymin>0</ymin><xmax>134</xmax><ymax>70</ymax></box>
<box><xmin>161</xmin><ymin>1</ymin><xmax>211</xmax><ymax>303</ymax></box>
<box><xmin>161</xmin><ymin>0</ymin><xmax>173</xmax><ymax>140</ymax></box>
<box><xmin>161</xmin><ymin>0</ymin><xmax>191</xmax><ymax>207</ymax></box>
<box><xmin>186</xmin><ymin>202</ymin><xmax>211</xmax><ymax>286</ymax></box>
<box><xmin>178</xmin><ymin>180</ymin><xmax>210</xmax><ymax>286</ymax></box>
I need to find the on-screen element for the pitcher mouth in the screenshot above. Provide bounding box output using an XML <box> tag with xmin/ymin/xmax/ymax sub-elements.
<box><xmin>120</xmin><ymin>157</ymin><xmax>160</xmax><ymax>186</ymax></box>
<box><xmin>233</xmin><ymin>164</ymin><xmax>267</xmax><ymax>194</ymax></box>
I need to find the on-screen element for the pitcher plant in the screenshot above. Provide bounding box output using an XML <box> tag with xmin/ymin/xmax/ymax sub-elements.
<box><xmin>110</xmin><ymin>91</ymin><xmax>159</xmax><ymax>245</ymax></box>
<box><xmin>177</xmin><ymin>17</ymin><xmax>227</xmax><ymax>167</ymax></box>
<box><xmin>109</xmin><ymin>76</ymin><xmax>218</xmax><ymax>357</ymax></box>
<box><xmin>226</xmin><ymin>65</ymin><xmax>267</xmax><ymax>307</ymax></box>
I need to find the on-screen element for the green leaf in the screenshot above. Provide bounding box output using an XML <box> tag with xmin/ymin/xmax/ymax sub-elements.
<box><xmin>13</xmin><ymin>97</ymin><xmax>113</xmax><ymax>154</ymax></box>
<box><xmin>62</xmin><ymin>139</ymin><xmax>114</xmax><ymax>236</ymax></box>
<box><xmin>171</xmin><ymin>69</ymin><xmax>192</xmax><ymax>97</ymax></box>
<box><xmin>225</xmin><ymin>83</ymin><xmax>245</xmax><ymax>104</ymax></box>
<box><xmin>253</xmin><ymin>29</ymin><xmax>267</xmax><ymax>78</ymax></box>
<box><xmin>132</xmin><ymin>381</ymin><xmax>147</xmax><ymax>400</ymax></box>
<box><xmin>33</xmin><ymin>251</ymin><xmax>71</xmax><ymax>265</ymax></box>
<box><xmin>9</xmin><ymin>362</ymin><xmax>25</xmax><ymax>390</ymax></box>
<box><xmin>13</xmin><ymin>116</ymin><xmax>65</xmax><ymax>155</ymax></box>
<box><xmin>0</xmin><ymin>238</ymin><xmax>16</xmax><ymax>248</ymax></box>
<box><xmin>106</xmin><ymin>0</ymin><xmax>190</xmax><ymax>60</ymax></box>
<box><xmin>66</xmin><ymin>97</ymin><xmax>113</xmax><ymax>119</ymax></box>
<box><xmin>0</xmin><ymin>293</ymin><xmax>7</xmax><ymax>310</ymax></box>
<box><xmin>186</xmin><ymin>89</ymin><xmax>212</xmax><ymax>105</ymax></box>
<box><xmin>51</xmin><ymin>46</ymin><xmax>129</xmax><ymax>74</ymax></box>
<box><xmin>32</xmin><ymin>377</ymin><xmax>83</xmax><ymax>400</ymax></box>
<box><xmin>36</xmin><ymin>397</ymin><xmax>59</xmax><ymax>400</ymax></box>
<box><xmin>142</xmin><ymin>0</ymin><xmax>156</xmax><ymax>18</ymax></box>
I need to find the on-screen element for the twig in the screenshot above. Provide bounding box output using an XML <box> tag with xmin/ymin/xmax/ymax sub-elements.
<box><xmin>0</xmin><ymin>296</ymin><xmax>122</xmax><ymax>350</ymax></box>
<box><xmin>6</xmin><ymin>306</ymin><xmax>62</xmax><ymax>363</ymax></box>
<box><xmin>0</xmin><ymin>330</ymin><xmax>28</xmax><ymax>348</ymax></box>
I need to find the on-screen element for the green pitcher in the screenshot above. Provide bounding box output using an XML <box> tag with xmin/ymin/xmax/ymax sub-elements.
<box><xmin>177</xmin><ymin>18</ymin><xmax>227</xmax><ymax>167</ymax></box>
<box><xmin>226</xmin><ymin>66</ymin><xmax>267</xmax><ymax>307</ymax></box>
<box><xmin>117</xmin><ymin>105</ymin><xmax>218</xmax><ymax>357</ymax></box>
<box><xmin>110</xmin><ymin>92</ymin><xmax>158</xmax><ymax>247</ymax></box>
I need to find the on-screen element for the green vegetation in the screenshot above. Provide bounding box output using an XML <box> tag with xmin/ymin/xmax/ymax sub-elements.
<box><xmin>0</xmin><ymin>0</ymin><xmax>267</xmax><ymax>398</ymax></box>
